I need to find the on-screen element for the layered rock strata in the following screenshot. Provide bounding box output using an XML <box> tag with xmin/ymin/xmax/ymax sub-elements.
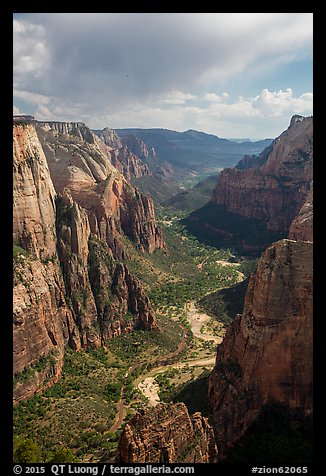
<box><xmin>36</xmin><ymin>122</ymin><xmax>164</xmax><ymax>257</ymax></box>
<box><xmin>208</xmin><ymin>238</ymin><xmax>313</xmax><ymax>456</ymax></box>
<box><xmin>13</xmin><ymin>123</ymin><xmax>80</xmax><ymax>402</ymax></box>
<box><xmin>212</xmin><ymin>115</ymin><xmax>313</xmax><ymax>233</ymax></box>
<box><xmin>13</xmin><ymin>122</ymin><xmax>157</xmax><ymax>402</ymax></box>
<box><xmin>95</xmin><ymin>127</ymin><xmax>151</xmax><ymax>180</ymax></box>
<box><xmin>116</xmin><ymin>403</ymin><xmax>218</xmax><ymax>463</ymax></box>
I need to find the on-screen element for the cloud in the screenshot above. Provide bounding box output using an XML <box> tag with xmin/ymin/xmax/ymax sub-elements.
<box><xmin>158</xmin><ymin>91</ymin><xmax>197</xmax><ymax>105</ymax></box>
<box><xmin>13</xmin><ymin>105</ymin><xmax>22</xmax><ymax>115</ymax></box>
<box><xmin>13</xmin><ymin>19</ymin><xmax>49</xmax><ymax>83</ymax></box>
<box><xmin>252</xmin><ymin>88</ymin><xmax>313</xmax><ymax>117</ymax></box>
<box><xmin>13</xmin><ymin>13</ymin><xmax>313</xmax><ymax>138</ymax></box>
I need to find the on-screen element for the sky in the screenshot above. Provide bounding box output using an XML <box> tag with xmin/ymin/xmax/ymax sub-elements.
<box><xmin>13</xmin><ymin>13</ymin><xmax>313</xmax><ymax>140</ymax></box>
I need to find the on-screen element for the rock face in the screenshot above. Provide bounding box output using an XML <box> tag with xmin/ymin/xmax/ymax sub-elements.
<box><xmin>289</xmin><ymin>185</ymin><xmax>313</xmax><ymax>242</ymax></box>
<box><xmin>36</xmin><ymin>122</ymin><xmax>164</xmax><ymax>257</ymax></box>
<box><xmin>13</xmin><ymin>122</ymin><xmax>157</xmax><ymax>402</ymax></box>
<box><xmin>13</xmin><ymin>123</ymin><xmax>57</xmax><ymax>259</ymax></box>
<box><xmin>13</xmin><ymin>123</ymin><xmax>80</xmax><ymax>403</ymax></box>
<box><xmin>94</xmin><ymin>128</ymin><xmax>151</xmax><ymax>180</ymax></box>
<box><xmin>116</xmin><ymin>403</ymin><xmax>218</xmax><ymax>463</ymax></box>
<box><xmin>208</xmin><ymin>238</ymin><xmax>313</xmax><ymax>457</ymax></box>
<box><xmin>212</xmin><ymin>116</ymin><xmax>313</xmax><ymax>233</ymax></box>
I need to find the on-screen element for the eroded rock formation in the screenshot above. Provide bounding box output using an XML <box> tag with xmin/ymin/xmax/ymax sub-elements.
<box><xmin>116</xmin><ymin>403</ymin><xmax>218</xmax><ymax>463</ymax></box>
<box><xmin>13</xmin><ymin>121</ymin><xmax>157</xmax><ymax>402</ymax></box>
<box><xmin>36</xmin><ymin>121</ymin><xmax>164</xmax><ymax>257</ymax></box>
<box><xmin>13</xmin><ymin>123</ymin><xmax>80</xmax><ymax>403</ymax></box>
<box><xmin>208</xmin><ymin>238</ymin><xmax>313</xmax><ymax>456</ymax></box>
<box><xmin>95</xmin><ymin>127</ymin><xmax>151</xmax><ymax>180</ymax></box>
<box><xmin>212</xmin><ymin>115</ymin><xmax>313</xmax><ymax>233</ymax></box>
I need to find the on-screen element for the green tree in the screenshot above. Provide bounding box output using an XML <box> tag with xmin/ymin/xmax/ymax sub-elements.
<box><xmin>14</xmin><ymin>437</ymin><xmax>42</xmax><ymax>463</ymax></box>
<box><xmin>47</xmin><ymin>447</ymin><xmax>79</xmax><ymax>463</ymax></box>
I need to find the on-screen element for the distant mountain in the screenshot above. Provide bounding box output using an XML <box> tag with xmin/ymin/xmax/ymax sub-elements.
<box><xmin>115</xmin><ymin>128</ymin><xmax>273</xmax><ymax>183</ymax></box>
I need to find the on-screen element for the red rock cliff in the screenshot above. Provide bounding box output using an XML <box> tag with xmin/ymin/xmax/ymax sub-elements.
<box><xmin>36</xmin><ymin>122</ymin><xmax>164</xmax><ymax>257</ymax></box>
<box><xmin>13</xmin><ymin>123</ymin><xmax>157</xmax><ymax>403</ymax></box>
<box><xmin>116</xmin><ymin>403</ymin><xmax>218</xmax><ymax>463</ymax></box>
<box><xmin>95</xmin><ymin>127</ymin><xmax>151</xmax><ymax>180</ymax></box>
<box><xmin>212</xmin><ymin>115</ymin><xmax>313</xmax><ymax>233</ymax></box>
<box><xmin>208</xmin><ymin>238</ymin><xmax>313</xmax><ymax>456</ymax></box>
<box><xmin>13</xmin><ymin>123</ymin><xmax>81</xmax><ymax>403</ymax></box>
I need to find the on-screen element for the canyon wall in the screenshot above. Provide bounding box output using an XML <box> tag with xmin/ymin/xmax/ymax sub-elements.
<box><xmin>94</xmin><ymin>127</ymin><xmax>151</xmax><ymax>180</ymax></box>
<box><xmin>208</xmin><ymin>238</ymin><xmax>313</xmax><ymax>456</ymax></box>
<box><xmin>13</xmin><ymin>122</ymin><xmax>157</xmax><ymax>402</ymax></box>
<box><xmin>36</xmin><ymin>122</ymin><xmax>164</xmax><ymax>257</ymax></box>
<box><xmin>116</xmin><ymin>403</ymin><xmax>218</xmax><ymax>463</ymax></box>
<box><xmin>212</xmin><ymin>116</ymin><xmax>313</xmax><ymax>233</ymax></box>
<box><xmin>13</xmin><ymin>123</ymin><xmax>80</xmax><ymax>402</ymax></box>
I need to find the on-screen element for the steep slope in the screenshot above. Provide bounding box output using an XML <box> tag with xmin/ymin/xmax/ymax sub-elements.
<box><xmin>13</xmin><ymin>123</ymin><xmax>80</xmax><ymax>403</ymax></box>
<box><xmin>36</xmin><ymin>122</ymin><xmax>164</xmax><ymax>257</ymax></box>
<box><xmin>13</xmin><ymin>122</ymin><xmax>157</xmax><ymax>403</ymax></box>
<box><xmin>94</xmin><ymin>127</ymin><xmax>151</xmax><ymax>180</ymax></box>
<box><xmin>184</xmin><ymin>116</ymin><xmax>313</xmax><ymax>254</ymax></box>
<box><xmin>208</xmin><ymin>238</ymin><xmax>313</xmax><ymax>457</ymax></box>
<box><xmin>212</xmin><ymin>115</ymin><xmax>312</xmax><ymax>231</ymax></box>
<box><xmin>116</xmin><ymin>403</ymin><xmax>218</xmax><ymax>463</ymax></box>
<box><xmin>164</xmin><ymin>174</ymin><xmax>219</xmax><ymax>212</ymax></box>
<box><xmin>95</xmin><ymin>128</ymin><xmax>180</xmax><ymax>204</ymax></box>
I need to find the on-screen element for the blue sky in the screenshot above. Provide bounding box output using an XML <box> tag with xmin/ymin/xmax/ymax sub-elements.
<box><xmin>13</xmin><ymin>13</ymin><xmax>313</xmax><ymax>140</ymax></box>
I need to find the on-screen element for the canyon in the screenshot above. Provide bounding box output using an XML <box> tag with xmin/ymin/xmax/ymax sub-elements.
<box><xmin>13</xmin><ymin>114</ymin><xmax>313</xmax><ymax>465</ymax></box>
<box><xmin>13</xmin><ymin>121</ymin><xmax>161</xmax><ymax>403</ymax></box>
<box><xmin>184</xmin><ymin>115</ymin><xmax>313</xmax><ymax>253</ymax></box>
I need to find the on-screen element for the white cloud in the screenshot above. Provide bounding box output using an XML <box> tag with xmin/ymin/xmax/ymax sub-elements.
<box><xmin>252</xmin><ymin>88</ymin><xmax>313</xmax><ymax>117</ymax></box>
<box><xmin>158</xmin><ymin>90</ymin><xmax>197</xmax><ymax>105</ymax></box>
<box><xmin>13</xmin><ymin>105</ymin><xmax>22</xmax><ymax>115</ymax></box>
<box><xmin>13</xmin><ymin>89</ymin><xmax>51</xmax><ymax>106</ymax></box>
<box><xmin>88</xmin><ymin>89</ymin><xmax>312</xmax><ymax>139</ymax></box>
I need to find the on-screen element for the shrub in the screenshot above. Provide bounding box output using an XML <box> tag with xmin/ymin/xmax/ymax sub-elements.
<box><xmin>14</xmin><ymin>437</ymin><xmax>42</xmax><ymax>463</ymax></box>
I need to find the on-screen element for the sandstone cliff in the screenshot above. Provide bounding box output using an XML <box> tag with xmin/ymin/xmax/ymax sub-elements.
<box><xmin>208</xmin><ymin>238</ymin><xmax>313</xmax><ymax>456</ymax></box>
<box><xmin>116</xmin><ymin>403</ymin><xmax>218</xmax><ymax>463</ymax></box>
<box><xmin>212</xmin><ymin>116</ymin><xmax>313</xmax><ymax>234</ymax></box>
<box><xmin>36</xmin><ymin>122</ymin><xmax>164</xmax><ymax>256</ymax></box>
<box><xmin>289</xmin><ymin>184</ymin><xmax>313</xmax><ymax>242</ymax></box>
<box><xmin>13</xmin><ymin>123</ymin><xmax>80</xmax><ymax>403</ymax></box>
<box><xmin>13</xmin><ymin>122</ymin><xmax>157</xmax><ymax>402</ymax></box>
<box><xmin>13</xmin><ymin>123</ymin><xmax>57</xmax><ymax>259</ymax></box>
<box><xmin>95</xmin><ymin>128</ymin><xmax>151</xmax><ymax>180</ymax></box>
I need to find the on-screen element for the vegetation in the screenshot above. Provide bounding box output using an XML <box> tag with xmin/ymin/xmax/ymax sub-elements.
<box><xmin>14</xmin><ymin>194</ymin><xmax>256</xmax><ymax>463</ymax></box>
<box><xmin>198</xmin><ymin>278</ymin><xmax>250</xmax><ymax>325</ymax></box>
<box><xmin>55</xmin><ymin>196</ymin><xmax>73</xmax><ymax>228</ymax></box>
<box><xmin>13</xmin><ymin>351</ymin><xmax>58</xmax><ymax>387</ymax></box>
<box><xmin>164</xmin><ymin>174</ymin><xmax>219</xmax><ymax>213</ymax></box>
<box><xmin>182</xmin><ymin>201</ymin><xmax>286</xmax><ymax>256</ymax></box>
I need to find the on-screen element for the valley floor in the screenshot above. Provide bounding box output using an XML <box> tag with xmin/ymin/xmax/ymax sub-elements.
<box><xmin>13</xmin><ymin>209</ymin><xmax>252</xmax><ymax>463</ymax></box>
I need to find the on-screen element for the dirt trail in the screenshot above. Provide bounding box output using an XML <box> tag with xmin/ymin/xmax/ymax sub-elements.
<box><xmin>137</xmin><ymin>302</ymin><xmax>222</xmax><ymax>407</ymax></box>
<box><xmin>187</xmin><ymin>301</ymin><xmax>223</xmax><ymax>345</ymax></box>
<box><xmin>138</xmin><ymin>377</ymin><xmax>160</xmax><ymax>406</ymax></box>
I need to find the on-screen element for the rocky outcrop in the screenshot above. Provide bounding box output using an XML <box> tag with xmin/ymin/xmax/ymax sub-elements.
<box><xmin>13</xmin><ymin>123</ymin><xmax>57</xmax><ymax>259</ymax></box>
<box><xmin>36</xmin><ymin>122</ymin><xmax>164</xmax><ymax>257</ymax></box>
<box><xmin>208</xmin><ymin>238</ymin><xmax>313</xmax><ymax>457</ymax></box>
<box><xmin>13</xmin><ymin>123</ymin><xmax>80</xmax><ymax>403</ymax></box>
<box><xmin>289</xmin><ymin>184</ymin><xmax>313</xmax><ymax>242</ymax></box>
<box><xmin>116</xmin><ymin>403</ymin><xmax>218</xmax><ymax>463</ymax></box>
<box><xmin>13</xmin><ymin>122</ymin><xmax>157</xmax><ymax>402</ymax></box>
<box><xmin>212</xmin><ymin>116</ymin><xmax>313</xmax><ymax>233</ymax></box>
<box><xmin>95</xmin><ymin>128</ymin><xmax>151</xmax><ymax>180</ymax></box>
